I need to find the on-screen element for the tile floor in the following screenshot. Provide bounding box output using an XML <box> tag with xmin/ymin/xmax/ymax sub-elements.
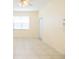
<box><xmin>13</xmin><ymin>38</ymin><xmax>65</xmax><ymax>59</ymax></box>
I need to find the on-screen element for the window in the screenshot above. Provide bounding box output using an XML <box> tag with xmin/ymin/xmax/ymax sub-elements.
<box><xmin>13</xmin><ymin>16</ymin><xmax>30</xmax><ymax>29</ymax></box>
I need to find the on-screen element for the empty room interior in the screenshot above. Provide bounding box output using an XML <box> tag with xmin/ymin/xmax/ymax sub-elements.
<box><xmin>13</xmin><ymin>0</ymin><xmax>65</xmax><ymax>59</ymax></box>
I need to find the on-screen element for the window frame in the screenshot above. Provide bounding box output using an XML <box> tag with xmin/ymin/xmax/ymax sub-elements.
<box><xmin>13</xmin><ymin>16</ymin><xmax>30</xmax><ymax>30</ymax></box>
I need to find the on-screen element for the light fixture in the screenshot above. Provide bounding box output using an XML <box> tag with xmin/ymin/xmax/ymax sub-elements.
<box><xmin>18</xmin><ymin>0</ymin><xmax>30</xmax><ymax>7</ymax></box>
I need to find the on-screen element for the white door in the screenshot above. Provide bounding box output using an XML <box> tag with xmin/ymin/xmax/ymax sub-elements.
<box><xmin>40</xmin><ymin>18</ymin><xmax>44</xmax><ymax>39</ymax></box>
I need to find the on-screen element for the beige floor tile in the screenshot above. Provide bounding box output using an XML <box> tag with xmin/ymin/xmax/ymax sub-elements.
<box><xmin>14</xmin><ymin>56</ymin><xmax>26</xmax><ymax>59</ymax></box>
<box><xmin>13</xmin><ymin>38</ymin><xmax>64</xmax><ymax>59</ymax></box>
<box><xmin>25</xmin><ymin>56</ymin><xmax>39</xmax><ymax>59</ymax></box>
<box><xmin>38</xmin><ymin>56</ymin><xmax>53</xmax><ymax>59</ymax></box>
<box><xmin>51</xmin><ymin>55</ymin><xmax>65</xmax><ymax>59</ymax></box>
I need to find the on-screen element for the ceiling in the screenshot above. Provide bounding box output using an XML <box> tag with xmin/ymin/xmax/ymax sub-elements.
<box><xmin>13</xmin><ymin>0</ymin><xmax>49</xmax><ymax>11</ymax></box>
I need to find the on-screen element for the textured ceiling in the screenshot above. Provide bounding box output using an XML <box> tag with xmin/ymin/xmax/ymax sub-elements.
<box><xmin>13</xmin><ymin>0</ymin><xmax>49</xmax><ymax>11</ymax></box>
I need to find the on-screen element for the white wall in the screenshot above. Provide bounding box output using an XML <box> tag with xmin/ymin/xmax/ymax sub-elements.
<box><xmin>13</xmin><ymin>11</ymin><xmax>40</xmax><ymax>38</ymax></box>
<box><xmin>39</xmin><ymin>0</ymin><xmax>65</xmax><ymax>54</ymax></box>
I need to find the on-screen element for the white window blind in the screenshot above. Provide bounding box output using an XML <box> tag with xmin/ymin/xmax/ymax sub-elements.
<box><xmin>13</xmin><ymin>16</ymin><xmax>30</xmax><ymax>29</ymax></box>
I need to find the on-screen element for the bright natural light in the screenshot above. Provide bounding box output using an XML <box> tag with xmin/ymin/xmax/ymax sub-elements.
<box><xmin>13</xmin><ymin>16</ymin><xmax>30</xmax><ymax>29</ymax></box>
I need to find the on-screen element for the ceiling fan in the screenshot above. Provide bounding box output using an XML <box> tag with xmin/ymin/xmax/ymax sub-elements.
<box><xmin>18</xmin><ymin>0</ymin><xmax>32</xmax><ymax>7</ymax></box>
